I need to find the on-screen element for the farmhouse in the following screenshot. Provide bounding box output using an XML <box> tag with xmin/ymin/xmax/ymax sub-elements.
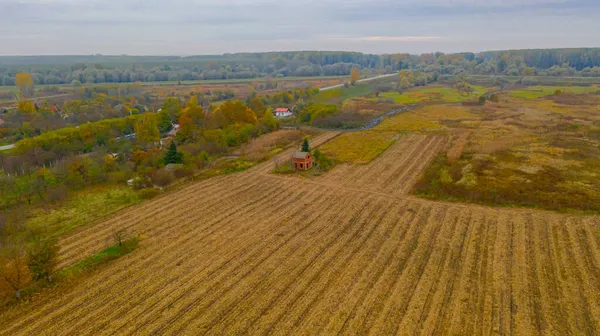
<box><xmin>275</xmin><ymin>107</ymin><xmax>293</xmax><ymax>118</ymax></box>
<box><xmin>291</xmin><ymin>151</ymin><xmax>313</xmax><ymax>170</ymax></box>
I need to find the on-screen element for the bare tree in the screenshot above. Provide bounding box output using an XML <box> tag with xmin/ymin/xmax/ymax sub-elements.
<box><xmin>113</xmin><ymin>229</ymin><xmax>128</xmax><ymax>247</ymax></box>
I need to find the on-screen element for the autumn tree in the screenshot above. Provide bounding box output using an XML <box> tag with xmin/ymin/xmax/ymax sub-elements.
<box><xmin>16</xmin><ymin>72</ymin><xmax>34</xmax><ymax>97</ymax></box>
<box><xmin>160</xmin><ymin>97</ymin><xmax>181</xmax><ymax>122</ymax></box>
<box><xmin>132</xmin><ymin>150</ymin><xmax>148</xmax><ymax>168</ymax></box>
<box><xmin>249</xmin><ymin>96</ymin><xmax>267</xmax><ymax>118</ymax></box>
<box><xmin>261</xmin><ymin>108</ymin><xmax>279</xmax><ymax>131</ymax></box>
<box><xmin>27</xmin><ymin>238</ymin><xmax>59</xmax><ymax>283</ymax></box>
<box><xmin>134</xmin><ymin>114</ymin><xmax>160</xmax><ymax>146</ymax></box>
<box><xmin>454</xmin><ymin>81</ymin><xmax>474</xmax><ymax>96</ymax></box>
<box><xmin>350</xmin><ymin>67</ymin><xmax>360</xmax><ymax>85</ymax></box>
<box><xmin>0</xmin><ymin>236</ymin><xmax>30</xmax><ymax>298</ymax></box>
<box><xmin>180</xmin><ymin>96</ymin><xmax>205</xmax><ymax>128</ymax></box>
<box><xmin>212</xmin><ymin>101</ymin><xmax>258</xmax><ymax>128</ymax></box>
<box><xmin>17</xmin><ymin>99</ymin><xmax>36</xmax><ymax>114</ymax></box>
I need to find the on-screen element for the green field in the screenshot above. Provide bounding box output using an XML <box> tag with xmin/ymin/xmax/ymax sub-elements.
<box><xmin>312</xmin><ymin>84</ymin><xmax>373</xmax><ymax>103</ymax></box>
<box><xmin>373</xmin><ymin>85</ymin><xmax>488</xmax><ymax>105</ymax></box>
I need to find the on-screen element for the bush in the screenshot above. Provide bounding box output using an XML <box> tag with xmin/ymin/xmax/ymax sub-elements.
<box><xmin>138</xmin><ymin>188</ymin><xmax>161</xmax><ymax>199</ymax></box>
<box><xmin>312</xmin><ymin>149</ymin><xmax>334</xmax><ymax>171</ymax></box>
<box><xmin>173</xmin><ymin>167</ymin><xmax>194</xmax><ymax>179</ymax></box>
<box><xmin>131</xmin><ymin>176</ymin><xmax>152</xmax><ymax>190</ymax></box>
<box><xmin>151</xmin><ymin>169</ymin><xmax>175</xmax><ymax>188</ymax></box>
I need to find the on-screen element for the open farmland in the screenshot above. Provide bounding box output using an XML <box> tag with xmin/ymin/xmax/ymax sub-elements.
<box><xmin>2</xmin><ymin>133</ymin><xmax>600</xmax><ymax>335</ymax></box>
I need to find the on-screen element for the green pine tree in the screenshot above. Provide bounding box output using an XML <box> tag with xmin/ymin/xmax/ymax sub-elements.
<box><xmin>164</xmin><ymin>142</ymin><xmax>183</xmax><ymax>164</ymax></box>
<box><xmin>301</xmin><ymin>138</ymin><xmax>310</xmax><ymax>152</ymax></box>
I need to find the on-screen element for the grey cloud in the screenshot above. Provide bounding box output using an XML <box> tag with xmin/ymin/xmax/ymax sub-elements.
<box><xmin>0</xmin><ymin>0</ymin><xmax>599</xmax><ymax>55</ymax></box>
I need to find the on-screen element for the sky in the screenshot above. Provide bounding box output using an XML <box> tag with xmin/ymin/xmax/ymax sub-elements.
<box><xmin>1</xmin><ymin>0</ymin><xmax>599</xmax><ymax>56</ymax></box>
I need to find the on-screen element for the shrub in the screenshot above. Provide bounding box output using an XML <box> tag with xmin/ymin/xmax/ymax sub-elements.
<box><xmin>152</xmin><ymin>169</ymin><xmax>175</xmax><ymax>188</ymax></box>
<box><xmin>138</xmin><ymin>188</ymin><xmax>161</xmax><ymax>199</ymax></box>
<box><xmin>312</xmin><ymin>149</ymin><xmax>334</xmax><ymax>171</ymax></box>
<box><xmin>173</xmin><ymin>167</ymin><xmax>194</xmax><ymax>179</ymax></box>
<box><xmin>131</xmin><ymin>176</ymin><xmax>152</xmax><ymax>190</ymax></box>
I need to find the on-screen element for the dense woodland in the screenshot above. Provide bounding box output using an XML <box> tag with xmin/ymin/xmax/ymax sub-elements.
<box><xmin>3</xmin><ymin>48</ymin><xmax>600</xmax><ymax>86</ymax></box>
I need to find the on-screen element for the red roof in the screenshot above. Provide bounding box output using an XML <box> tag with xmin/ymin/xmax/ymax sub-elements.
<box><xmin>275</xmin><ymin>108</ymin><xmax>290</xmax><ymax>112</ymax></box>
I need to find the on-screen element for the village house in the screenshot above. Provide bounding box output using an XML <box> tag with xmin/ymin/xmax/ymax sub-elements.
<box><xmin>275</xmin><ymin>107</ymin><xmax>293</xmax><ymax>118</ymax></box>
<box><xmin>291</xmin><ymin>152</ymin><xmax>313</xmax><ymax>170</ymax></box>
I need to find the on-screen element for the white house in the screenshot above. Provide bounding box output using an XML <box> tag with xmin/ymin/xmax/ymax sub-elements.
<box><xmin>275</xmin><ymin>108</ymin><xmax>293</xmax><ymax>118</ymax></box>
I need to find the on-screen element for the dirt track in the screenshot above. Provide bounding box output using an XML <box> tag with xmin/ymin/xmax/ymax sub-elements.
<box><xmin>1</xmin><ymin>134</ymin><xmax>599</xmax><ymax>335</ymax></box>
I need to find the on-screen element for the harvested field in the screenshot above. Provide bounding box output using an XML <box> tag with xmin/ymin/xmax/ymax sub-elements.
<box><xmin>1</xmin><ymin>130</ymin><xmax>600</xmax><ymax>335</ymax></box>
<box><xmin>315</xmin><ymin>134</ymin><xmax>447</xmax><ymax>196</ymax></box>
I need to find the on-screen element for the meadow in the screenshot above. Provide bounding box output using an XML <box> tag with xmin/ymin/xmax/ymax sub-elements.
<box><xmin>414</xmin><ymin>86</ymin><xmax>600</xmax><ymax>213</ymax></box>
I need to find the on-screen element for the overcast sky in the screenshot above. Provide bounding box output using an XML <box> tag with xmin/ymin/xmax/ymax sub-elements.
<box><xmin>1</xmin><ymin>0</ymin><xmax>599</xmax><ymax>56</ymax></box>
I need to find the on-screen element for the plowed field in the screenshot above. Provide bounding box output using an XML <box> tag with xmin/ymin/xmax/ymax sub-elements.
<box><xmin>1</xmin><ymin>135</ymin><xmax>600</xmax><ymax>335</ymax></box>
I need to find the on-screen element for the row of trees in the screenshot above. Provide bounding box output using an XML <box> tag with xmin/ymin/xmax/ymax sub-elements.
<box><xmin>4</xmin><ymin>48</ymin><xmax>600</xmax><ymax>87</ymax></box>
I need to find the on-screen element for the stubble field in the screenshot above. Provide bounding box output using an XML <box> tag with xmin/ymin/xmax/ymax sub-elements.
<box><xmin>1</xmin><ymin>133</ymin><xmax>600</xmax><ymax>335</ymax></box>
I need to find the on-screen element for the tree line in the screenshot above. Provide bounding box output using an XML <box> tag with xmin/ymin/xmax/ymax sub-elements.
<box><xmin>3</xmin><ymin>48</ymin><xmax>600</xmax><ymax>87</ymax></box>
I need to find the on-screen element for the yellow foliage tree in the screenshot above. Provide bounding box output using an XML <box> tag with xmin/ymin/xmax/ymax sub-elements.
<box><xmin>350</xmin><ymin>67</ymin><xmax>360</xmax><ymax>85</ymax></box>
<box><xmin>17</xmin><ymin>99</ymin><xmax>36</xmax><ymax>113</ymax></box>
<box><xmin>15</xmin><ymin>72</ymin><xmax>34</xmax><ymax>97</ymax></box>
<box><xmin>134</xmin><ymin>114</ymin><xmax>160</xmax><ymax>146</ymax></box>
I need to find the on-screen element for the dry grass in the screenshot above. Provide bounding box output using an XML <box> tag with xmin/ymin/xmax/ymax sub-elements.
<box><xmin>415</xmin><ymin>87</ymin><xmax>600</xmax><ymax>213</ymax></box>
<box><xmin>375</xmin><ymin>105</ymin><xmax>477</xmax><ymax>133</ymax></box>
<box><xmin>319</xmin><ymin>131</ymin><xmax>398</xmax><ymax>164</ymax></box>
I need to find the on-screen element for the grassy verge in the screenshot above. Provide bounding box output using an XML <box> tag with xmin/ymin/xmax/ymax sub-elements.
<box><xmin>58</xmin><ymin>237</ymin><xmax>139</xmax><ymax>278</ymax></box>
<box><xmin>24</xmin><ymin>185</ymin><xmax>143</xmax><ymax>239</ymax></box>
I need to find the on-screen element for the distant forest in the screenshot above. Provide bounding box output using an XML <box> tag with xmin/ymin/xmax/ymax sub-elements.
<box><xmin>2</xmin><ymin>48</ymin><xmax>600</xmax><ymax>86</ymax></box>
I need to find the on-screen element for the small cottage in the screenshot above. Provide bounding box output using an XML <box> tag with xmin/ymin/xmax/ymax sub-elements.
<box><xmin>275</xmin><ymin>108</ymin><xmax>293</xmax><ymax>118</ymax></box>
<box><xmin>291</xmin><ymin>152</ymin><xmax>313</xmax><ymax>170</ymax></box>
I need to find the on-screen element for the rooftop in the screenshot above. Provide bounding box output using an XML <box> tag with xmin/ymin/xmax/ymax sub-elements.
<box><xmin>292</xmin><ymin>151</ymin><xmax>310</xmax><ymax>159</ymax></box>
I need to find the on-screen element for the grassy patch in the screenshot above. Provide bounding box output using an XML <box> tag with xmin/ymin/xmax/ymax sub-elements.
<box><xmin>319</xmin><ymin>131</ymin><xmax>398</xmax><ymax>164</ymax></box>
<box><xmin>313</xmin><ymin>84</ymin><xmax>373</xmax><ymax>104</ymax></box>
<box><xmin>25</xmin><ymin>185</ymin><xmax>142</xmax><ymax>239</ymax></box>
<box><xmin>373</xmin><ymin>85</ymin><xmax>488</xmax><ymax>105</ymax></box>
<box><xmin>59</xmin><ymin>237</ymin><xmax>139</xmax><ymax>278</ymax></box>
